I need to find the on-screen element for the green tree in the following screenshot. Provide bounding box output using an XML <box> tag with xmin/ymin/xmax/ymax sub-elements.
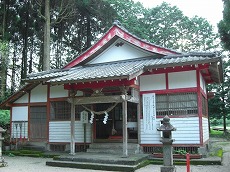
<box><xmin>0</xmin><ymin>110</ymin><xmax>10</xmax><ymax>128</ymax></box>
<box><xmin>208</xmin><ymin>59</ymin><xmax>230</xmax><ymax>134</ymax></box>
<box><xmin>218</xmin><ymin>0</ymin><xmax>230</xmax><ymax>50</ymax></box>
<box><xmin>143</xmin><ymin>2</ymin><xmax>218</xmax><ymax>52</ymax></box>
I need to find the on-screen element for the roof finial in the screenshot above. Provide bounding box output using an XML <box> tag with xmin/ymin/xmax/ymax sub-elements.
<box><xmin>113</xmin><ymin>20</ymin><xmax>121</xmax><ymax>26</ymax></box>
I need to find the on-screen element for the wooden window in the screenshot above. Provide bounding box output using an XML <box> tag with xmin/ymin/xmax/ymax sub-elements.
<box><xmin>50</xmin><ymin>101</ymin><xmax>83</xmax><ymax>121</ymax></box>
<box><xmin>30</xmin><ymin>106</ymin><xmax>47</xmax><ymax>140</ymax></box>
<box><xmin>156</xmin><ymin>92</ymin><xmax>198</xmax><ymax>116</ymax></box>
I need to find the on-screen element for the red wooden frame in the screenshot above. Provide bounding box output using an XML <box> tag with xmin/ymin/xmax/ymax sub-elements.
<box><xmin>64</xmin><ymin>25</ymin><xmax>178</xmax><ymax>68</ymax></box>
<box><xmin>64</xmin><ymin>78</ymin><xmax>138</xmax><ymax>90</ymax></box>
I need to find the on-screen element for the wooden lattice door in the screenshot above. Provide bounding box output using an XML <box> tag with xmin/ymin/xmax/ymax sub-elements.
<box><xmin>30</xmin><ymin>106</ymin><xmax>47</xmax><ymax>141</ymax></box>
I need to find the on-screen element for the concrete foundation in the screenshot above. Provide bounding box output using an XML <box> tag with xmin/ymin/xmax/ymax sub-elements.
<box><xmin>161</xmin><ymin>166</ymin><xmax>176</xmax><ymax>172</ymax></box>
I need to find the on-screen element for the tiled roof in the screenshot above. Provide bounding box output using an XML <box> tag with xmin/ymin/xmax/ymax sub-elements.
<box><xmin>25</xmin><ymin>53</ymin><xmax>222</xmax><ymax>84</ymax></box>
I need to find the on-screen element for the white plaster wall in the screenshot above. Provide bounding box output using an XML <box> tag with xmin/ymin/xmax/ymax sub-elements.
<box><xmin>50</xmin><ymin>85</ymin><xmax>68</xmax><ymax>98</ymax></box>
<box><xmin>202</xmin><ymin>117</ymin><xmax>209</xmax><ymax>143</ymax></box>
<box><xmin>140</xmin><ymin>74</ymin><xmax>166</xmax><ymax>91</ymax></box>
<box><xmin>168</xmin><ymin>70</ymin><xmax>196</xmax><ymax>89</ymax></box>
<box><xmin>88</xmin><ymin>39</ymin><xmax>153</xmax><ymax>64</ymax></box>
<box><xmin>30</xmin><ymin>84</ymin><xmax>47</xmax><ymax>102</ymax></box>
<box><xmin>200</xmin><ymin>73</ymin><xmax>207</xmax><ymax>94</ymax></box>
<box><xmin>140</xmin><ymin>117</ymin><xmax>200</xmax><ymax>144</ymax></box>
<box><xmin>12</xmin><ymin>106</ymin><xmax>28</xmax><ymax>121</ymax></box>
<box><xmin>14</xmin><ymin>93</ymin><xmax>29</xmax><ymax>103</ymax></box>
<box><xmin>49</xmin><ymin>121</ymin><xmax>92</xmax><ymax>143</ymax></box>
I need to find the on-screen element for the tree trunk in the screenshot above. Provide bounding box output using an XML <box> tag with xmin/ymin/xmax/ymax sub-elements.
<box><xmin>0</xmin><ymin>0</ymin><xmax>8</xmax><ymax>98</ymax></box>
<box><xmin>11</xmin><ymin>43</ymin><xmax>17</xmax><ymax>94</ymax></box>
<box><xmin>43</xmin><ymin>0</ymin><xmax>51</xmax><ymax>71</ymax></box>
<box><xmin>21</xmin><ymin>1</ymin><xmax>29</xmax><ymax>84</ymax></box>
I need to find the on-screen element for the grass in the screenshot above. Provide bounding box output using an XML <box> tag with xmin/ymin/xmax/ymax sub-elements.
<box><xmin>209</xmin><ymin>128</ymin><xmax>230</xmax><ymax>140</ymax></box>
<box><xmin>3</xmin><ymin>149</ymin><xmax>60</xmax><ymax>158</ymax></box>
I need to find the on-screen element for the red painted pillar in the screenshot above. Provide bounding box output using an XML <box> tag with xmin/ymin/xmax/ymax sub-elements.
<box><xmin>186</xmin><ymin>153</ymin><xmax>190</xmax><ymax>172</ymax></box>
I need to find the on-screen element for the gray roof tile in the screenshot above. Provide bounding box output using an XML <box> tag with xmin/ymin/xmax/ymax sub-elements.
<box><xmin>25</xmin><ymin>53</ymin><xmax>221</xmax><ymax>84</ymax></box>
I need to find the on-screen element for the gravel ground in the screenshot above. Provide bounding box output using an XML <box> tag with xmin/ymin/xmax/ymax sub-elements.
<box><xmin>1</xmin><ymin>138</ymin><xmax>230</xmax><ymax>172</ymax></box>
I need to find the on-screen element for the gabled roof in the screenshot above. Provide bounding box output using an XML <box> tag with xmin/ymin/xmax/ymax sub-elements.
<box><xmin>64</xmin><ymin>21</ymin><xmax>179</xmax><ymax>68</ymax></box>
<box><xmin>24</xmin><ymin>53</ymin><xmax>222</xmax><ymax>85</ymax></box>
<box><xmin>0</xmin><ymin>83</ymin><xmax>38</xmax><ymax>109</ymax></box>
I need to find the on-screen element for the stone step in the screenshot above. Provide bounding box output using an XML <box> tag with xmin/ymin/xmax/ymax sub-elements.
<box><xmin>87</xmin><ymin>143</ymin><xmax>140</xmax><ymax>154</ymax></box>
<box><xmin>22</xmin><ymin>145</ymin><xmax>45</xmax><ymax>151</ymax></box>
<box><xmin>46</xmin><ymin>160</ymin><xmax>139</xmax><ymax>172</ymax></box>
<box><xmin>89</xmin><ymin>143</ymin><xmax>138</xmax><ymax>149</ymax></box>
<box><xmin>86</xmin><ymin>148</ymin><xmax>137</xmax><ymax>154</ymax></box>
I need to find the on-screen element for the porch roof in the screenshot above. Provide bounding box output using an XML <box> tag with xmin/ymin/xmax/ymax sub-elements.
<box><xmin>25</xmin><ymin>53</ymin><xmax>223</xmax><ymax>84</ymax></box>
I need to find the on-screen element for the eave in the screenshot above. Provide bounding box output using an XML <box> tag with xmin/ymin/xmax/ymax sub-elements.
<box><xmin>63</xmin><ymin>23</ymin><xmax>179</xmax><ymax>69</ymax></box>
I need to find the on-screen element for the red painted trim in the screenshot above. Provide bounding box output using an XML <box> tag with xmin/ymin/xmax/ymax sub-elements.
<box><xmin>11</xmin><ymin>103</ymin><xmax>29</xmax><ymax>106</ymax></box>
<box><xmin>144</xmin><ymin>65</ymin><xmax>196</xmax><ymax>75</ymax></box>
<box><xmin>28</xmin><ymin>91</ymin><xmax>31</xmax><ymax>141</ymax></box>
<box><xmin>48</xmin><ymin>142</ymin><xmax>91</xmax><ymax>144</ymax></box>
<box><xmin>140</xmin><ymin>144</ymin><xmax>203</xmax><ymax>147</ymax></box>
<box><xmin>144</xmin><ymin>65</ymin><xmax>212</xmax><ymax>84</ymax></box>
<box><xmin>29</xmin><ymin>102</ymin><xmax>47</xmax><ymax>106</ymax></box>
<box><xmin>64</xmin><ymin>78</ymin><xmax>137</xmax><ymax>90</ymax></box>
<box><xmin>46</xmin><ymin>84</ymin><xmax>50</xmax><ymax>143</ymax></box>
<box><xmin>50</xmin><ymin>97</ymin><xmax>69</xmax><ymax>101</ymax></box>
<box><xmin>165</xmin><ymin>73</ymin><xmax>169</xmax><ymax>90</ymax></box>
<box><xmin>140</xmin><ymin>87</ymin><xmax>197</xmax><ymax>95</ymax></box>
<box><xmin>196</xmin><ymin>69</ymin><xmax>203</xmax><ymax>145</ymax></box>
<box><xmin>200</xmin><ymin>89</ymin><xmax>207</xmax><ymax>98</ymax></box>
<box><xmin>10</xmin><ymin>107</ymin><xmax>12</xmax><ymax>139</ymax></box>
<box><xmin>64</xmin><ymin>25</ymin><xmax>178</xmax><ymax>68</ymax></box>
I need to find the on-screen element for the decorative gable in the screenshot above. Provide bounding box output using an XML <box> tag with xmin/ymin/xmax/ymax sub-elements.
<box><xmin>64</xmin><ymin>22</ymin><xmax>179</xmax><ymax>68</ymax></box>
<box><xmin>87</xmin><ymin>38</ymin><xmax>154</xmax><ymax>64</ymax></box>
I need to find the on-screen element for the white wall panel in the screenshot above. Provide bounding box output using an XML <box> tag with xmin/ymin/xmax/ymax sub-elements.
<box><xmin>202</xmin><ymin>117</ymin><xmax>209</xmax><ymax>143</ymax></box>
<box><xmin>50</xmin><ymin>85</ymin><xmax>68</xmax><ymax>98</ymax></box>
<box><xmin>140</xmin><ymin>117</ymin><xmax>200</xmax><ymax>144</ymax></box>
<box><xmin>49</xmin><ymin>121</ymin><xmax>92</xmax><ymax>143</ymax></box>
<box><xmin>30</xmin><ymin>84</ymin><xmax>47</xmax><ymax>102</ymax></box>
<box><xmin>12</xmin><ymin>106</ymin><xmax>28</xmax><ymax>121</ymax></box>
<box><xmin>14</xmin><ymin>93</ymin><xmax>29</xmax><ymax>103</ymax></box>
<box><xmin>88</xmin><ymin>39</ymin><xmax>152</xmax><ymax>64</ymax></box>
<box><xmin>200</xmin><ymin>73</ymin><xmax>207</xmax><ymax>94</ymax></box>
<box><xmin>140</xmin><ymin>74</ymin><xmax>166</xmax><ymax>91</ymax></box>
<box><xmin>168</xmin><ymin>70</ymin><xmax>196</xmax><ymax>89</ymax></box>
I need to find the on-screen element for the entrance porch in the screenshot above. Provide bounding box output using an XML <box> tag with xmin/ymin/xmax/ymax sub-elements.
<box><xmin>46</xmin><ymin>151</ymin><xmax>149</xmax><ymax>171</ymax></box>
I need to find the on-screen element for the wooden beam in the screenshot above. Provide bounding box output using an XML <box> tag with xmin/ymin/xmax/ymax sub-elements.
<box><xmin>70</xmin><ymin>97</ymin><xmax>76</xmax><ymax>155</ymax></box>
<box><xmin>122</xmin><ymin>89</ymin><xmax>128</xmax><ymax>157</ymax></box>
<box><xmin>64</xmin><ymin>78</ymin><xmax>137</xmax><ymax>90</ymax></box>
<box><xmin>69</xmin><ymin>95</ymin><xmax>139</xmax><ymax>105</ymax></box>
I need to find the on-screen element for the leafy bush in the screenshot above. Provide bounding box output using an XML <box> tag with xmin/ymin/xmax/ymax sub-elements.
<box><xmin>0</xmin><ymin>110</ymin><xmax>10</xmax><ymax>128</ymax></box>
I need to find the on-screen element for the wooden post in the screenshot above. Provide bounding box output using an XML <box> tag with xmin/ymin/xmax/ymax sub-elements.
<box><xmin>84</xmin><ymin>123</ymin><xmax>86</xmax><ymax>151</ymax></box>
<box><xmin>70</xmin><ymin>97</ymin><xmax>76</xmax><ymax>155</ymax></box>
<box><xmin>122</xmin><ymin>89</ymin><xmax>128</xmax><ymax>157</ymax></box>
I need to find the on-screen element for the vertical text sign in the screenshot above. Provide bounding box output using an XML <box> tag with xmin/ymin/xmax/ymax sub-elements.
<box><xmin>143</xmin><ymin>93</ymin><xmax>156</xmax><ymax>133</ymax></box>
<box><xmin>81</xmin><ymin>110</ymin><xmax>89</xmax><ymax>123</ymax></box>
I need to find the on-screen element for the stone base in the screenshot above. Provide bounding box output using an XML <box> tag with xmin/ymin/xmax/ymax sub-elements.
<box><xmin>161</xmin><ymin>166</ymin><xmax>176</xmax><ymax>172</ymax></box>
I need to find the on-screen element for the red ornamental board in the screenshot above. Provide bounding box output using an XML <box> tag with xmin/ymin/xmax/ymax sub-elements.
<box><xmin>64</xmin><ymin>26</ymin><xmax>178</xmax><ymax>69</ymax></box>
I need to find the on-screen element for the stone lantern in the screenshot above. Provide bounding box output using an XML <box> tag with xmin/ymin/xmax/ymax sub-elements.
<box><xmin>0</xmin><ymin>127</ymin><xmax>6</xmax><ymax>160</ymax></box>
<box><xmin>157</xmin><ymin>115</ymin><xmax>176</xmax><ymax>172</ymax></box>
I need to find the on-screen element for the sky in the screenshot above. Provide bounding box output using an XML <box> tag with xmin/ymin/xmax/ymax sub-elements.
<box><xmin>134</xmin><ymin>0</ymin><xmax>223</xmax><ymax>30</ymax></box>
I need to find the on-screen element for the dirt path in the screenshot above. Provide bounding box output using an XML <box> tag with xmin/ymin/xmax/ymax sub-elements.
<box><xmin>1</xmin><ymin>138</ymin><xmax>230</xmax><ymax>172</ymax></box>
<box><xmin>137</xmin><ymin>137</ymin><xmax>230</xmax><ymax>172</ymax></box>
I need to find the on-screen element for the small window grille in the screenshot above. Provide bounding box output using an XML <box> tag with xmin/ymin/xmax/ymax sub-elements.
<box><xmin>50</xmin><ymin>101</ymin><xmax>84</xmax><ymax>120</ymax></box>
<box><xmin>156</xmin><ymin>92</ymin><xmax>198</xmax><ymax>116</ymax></box>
